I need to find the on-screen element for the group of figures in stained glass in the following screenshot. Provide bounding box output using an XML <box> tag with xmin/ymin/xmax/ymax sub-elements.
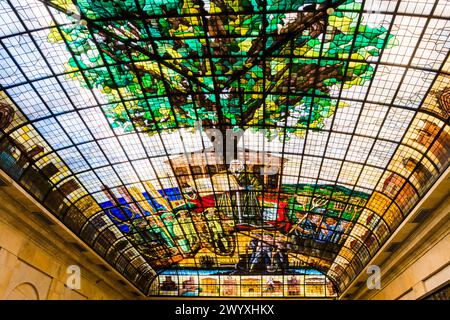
<box><xmin>98</xmin><ymin>161</ymin><xmax>369</xmax><ymax>284</ymax></box>
<box><xmin>127</xmin><ymin>207</ymin><xmax>236</xmax><ymax>265</ymax></box>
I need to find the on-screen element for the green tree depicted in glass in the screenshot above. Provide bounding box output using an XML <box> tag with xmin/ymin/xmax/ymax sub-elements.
<box><xmin>49</xmin><ymin>0</ymin><xmax>395</xmax><ymax>140</ymax></box>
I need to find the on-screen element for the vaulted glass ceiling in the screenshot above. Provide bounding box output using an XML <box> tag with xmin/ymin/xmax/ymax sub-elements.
<box><xmin>0</xmin><ymin>0</ymin><xmax>449</xmax><ymax>297</ymax></box>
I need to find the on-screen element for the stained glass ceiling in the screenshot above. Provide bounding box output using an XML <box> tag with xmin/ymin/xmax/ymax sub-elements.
<box><xmin>0</xmin><ymin>0</ymin><xmax>449</xmax><ymax>298</ymax></box>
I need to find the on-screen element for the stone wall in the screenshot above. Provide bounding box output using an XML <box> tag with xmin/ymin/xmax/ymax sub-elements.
<box><xmin>0</xmin><ymin>174</ymin><xmax>141</xmax><ymax>300</ymax></box>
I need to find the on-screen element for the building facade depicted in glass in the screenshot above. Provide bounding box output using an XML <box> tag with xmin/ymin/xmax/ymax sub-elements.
<box><xmin>0</xmin><ymin>0</ymin><xmax>449</xmax><ymax>297</ymax></box>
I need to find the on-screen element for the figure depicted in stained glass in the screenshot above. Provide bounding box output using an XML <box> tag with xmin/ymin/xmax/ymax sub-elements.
<box><xmin>160</xmin><ymin>276</ymin><xmax>178</xmax><ymax>292</ymax></box>
<box><xmin>228</xmin><ymin>159</ymin><xmax>263</xmax><ymax>226</ymax></box>
<box><xmin>264</xmin><ymin>277</ymin><xmax>276</xmax><ymax>293</ymax></box>
<box><xmin>177</xmin><ymin>210</ymin><xmax>200</xmax><ymax>252</ymax></box>
<box><xmin>290</xmin><ymin>212</ymin><xmax>321</xmax><ymax>238</ymax></box>
<box><xmin>146</xmin><ymin>214</ymin><xmax>176</xmax><ymax>250</ymax></box>
<box><xmin>129</xmin><ymin>217</ymin><xmax>174</xmax><ymax>259</ymax></box>
<box><xmin>248</xmin><ymin>238</ymin><xmax>271</xmax><ymax>272</ymax></box>
<box><xmin>202</xmin><ymin>207</ymin><xmax>235</xmax><ymax>255</ymax></box>
<box><xmin>129</xmin><ymin>218</ymin><xmax>149</xmax><ymax>246</ymax></box>
<box><xmin>318</xmin><ymin>217</ymin><xmax>338</xmax><ymax>243</ymax></box>
<box><xmin>287</xmin><ymin>275</ymin><xmax>300</xmax><ymax>296</ymax></box>
<box><xmin>161</xmin><ymin>211</ymin><xmax>190</xmax><ymax>253</ymax></box>
<box><xmin>269</xmin><ymin>242</ymin><xmax>289</xmax><ymax>273</ymax></box>
<box><xmin>329</xmin><ymin>219</ymin><xmax>348</xmax><ymax>244</ymax></box>
<box><xmin>241</xmin><ymin>232</ymin><xmax>287</xmax><ymax>273</ymax></box>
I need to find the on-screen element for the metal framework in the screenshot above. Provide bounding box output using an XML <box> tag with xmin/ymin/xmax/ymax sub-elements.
<box><xmin>0</xmin><ymin>0</ymin><xmax>449</xmax><ymax>297</ymax></box>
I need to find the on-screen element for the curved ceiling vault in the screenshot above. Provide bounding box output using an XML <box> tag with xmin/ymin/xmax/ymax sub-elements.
<box><xmin>0</xmin><ymin>0</ymin><xmax>449</xmax><ymax>297</ymax></box>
